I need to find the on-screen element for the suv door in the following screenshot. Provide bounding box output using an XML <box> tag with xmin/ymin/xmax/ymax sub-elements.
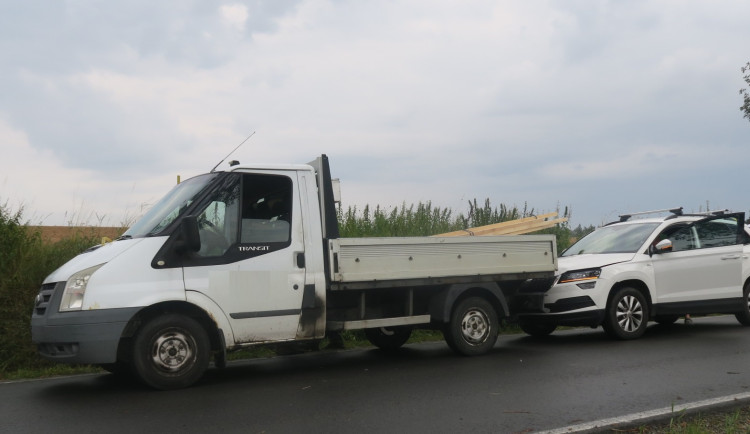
<box><xmin>651</xmin><ymin>213</ymin><xmax>745</xmax><ymax>310</ymax></box>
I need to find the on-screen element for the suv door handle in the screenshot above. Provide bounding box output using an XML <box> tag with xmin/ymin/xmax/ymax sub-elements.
<box><xmin>721</xmin><ymin>254</ymin><xmax>742</xmax><ymax>260</ymax></box>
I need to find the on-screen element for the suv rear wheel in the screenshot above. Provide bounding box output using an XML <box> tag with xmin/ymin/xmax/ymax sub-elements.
<box><xmin>735</xmin><ymin>282</ymin><xmax>750</xmax><ymax>325</ymax></box>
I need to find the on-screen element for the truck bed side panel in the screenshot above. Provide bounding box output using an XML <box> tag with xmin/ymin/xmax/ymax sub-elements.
<box><xmin>330</xmin><ymin>235</ymin><xmax>556</xmax><ymax>284</ymax></box>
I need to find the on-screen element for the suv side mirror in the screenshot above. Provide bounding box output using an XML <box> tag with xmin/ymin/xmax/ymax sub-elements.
<box><xmin>650</xmin><ymin>239</ymin><xmax>673</xmax><ymax>256</ymax></box>
<box><xmin>176</xmin><ymin>215</ymin><xmax>201</xmax><ymax>253</ymax></box>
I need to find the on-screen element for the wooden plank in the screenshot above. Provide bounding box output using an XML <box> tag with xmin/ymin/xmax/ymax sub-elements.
<box><xmin>436</xmin><ymin>212</ymin><xmax>561</xmax><ymax>237</ymax></box>
<box><xmin>481</xmin><ymin>218</ymin><xmax>568</xmax><ymax>235</ymax></box>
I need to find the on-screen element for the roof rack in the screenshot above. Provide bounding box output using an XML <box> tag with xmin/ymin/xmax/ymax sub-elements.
<box><xmin>665</xmin><ymin>209</ymin><xmax>731</xmax><ymax>220</ymax></box>
<box><xmin>618</xmin><ymin>207</ymin><xmax>683</xmax><ymax>222</ymax></box>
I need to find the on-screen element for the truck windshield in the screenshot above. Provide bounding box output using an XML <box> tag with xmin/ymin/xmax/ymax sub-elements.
<box><xmin>562</xmin><ymin>222</ymin><xmax>660</xmax><ymax>256</ymax></box>
<box><xmin>122</xmin><ymin>173</ymin><xmax>219</xmax><ymax>238</ymax></box>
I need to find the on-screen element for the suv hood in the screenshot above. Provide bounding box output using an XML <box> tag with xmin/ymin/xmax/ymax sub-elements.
<box><xmin>558</xmin><ymin>253</ymin><xmax>636</xmax><ymax>274</ymax></box>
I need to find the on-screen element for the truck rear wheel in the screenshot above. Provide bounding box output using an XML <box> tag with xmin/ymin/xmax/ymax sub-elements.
<box><xmin>365</xmin><ymin>326</ymin><xmax>412</xmax><ymax>352</ymax></box>
<box><xmin>444</xmin><ymin>296</ymin><xmax>499</xmax><ymax>356</ymax></box>
<box><xmin>131</xmin><ymin>314</ymin><xmax>210</xmax><ymax>390</ymax></box>
<box><xmin>602</xmin><ymin>287</ymin><xmax>649</xmax><ymax>340</ymax></box>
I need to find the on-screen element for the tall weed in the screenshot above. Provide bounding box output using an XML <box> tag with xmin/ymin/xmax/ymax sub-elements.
<box><xmin>339</xmin><ymin>199</ymin><xmax>574</xmax><ymax>252</ymax></box>
<box><xmin>0</xmin><ymin>201</ymin><xmax>103</xmax><ymax>374</ymax></box>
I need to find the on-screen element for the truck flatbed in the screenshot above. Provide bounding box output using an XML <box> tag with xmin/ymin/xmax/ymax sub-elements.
<box><xmin>329</xmin><ymin>235</ymin><xmax>556</xmax><ymax>290</ymax></box>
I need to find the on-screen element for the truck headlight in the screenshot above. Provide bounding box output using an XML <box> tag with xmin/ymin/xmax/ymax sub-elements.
<box><xmin>60</xmin><ymin>263</ymin><xmax>105</xmax><ymax>312</ymax></box>
<box><xmin>559</xmin><ymin>268</ymin><xmax>601</xmax><ymax>284</ymax></box>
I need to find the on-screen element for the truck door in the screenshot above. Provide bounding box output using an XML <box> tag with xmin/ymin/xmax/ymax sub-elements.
<box><xmin>182</xmin><ymin>171</ymin><xmax>308</xmax><ymax>344</ymax></box>
<box><xmin>651</xmin><ymin>214</ymin><xmax>744</xmax><ymax>306</ymax></box>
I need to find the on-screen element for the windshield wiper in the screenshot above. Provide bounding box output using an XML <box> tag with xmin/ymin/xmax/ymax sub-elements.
<box><xmin>115</xmin><ymin>235</ymin><xmax>133</xmax><ymax>241</ymax></box>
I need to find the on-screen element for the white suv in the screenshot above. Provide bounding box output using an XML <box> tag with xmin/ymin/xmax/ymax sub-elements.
<box><xmin>516</xmin><ymin>209</ymin><xmax>750</xmax><ymax>339</ymax></box>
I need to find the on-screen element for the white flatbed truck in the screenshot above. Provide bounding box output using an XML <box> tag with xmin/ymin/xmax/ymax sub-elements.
<box><xmin>31</xmin><ymin>155</ymin><xmax>557</xmax><ymax>389</ymax></box>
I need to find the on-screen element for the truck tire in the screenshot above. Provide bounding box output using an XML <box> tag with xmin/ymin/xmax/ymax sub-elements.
<box><xmin>519</xmin><ymin>322</ymin><xmax>557</xmax><ymax>337</ymax></box>
<box><xmin>735</xmin><ymin>282</ymin><xmax>750</xmax><ymax>326</ymax></box>
<box><xmin>131</xmin><ymin>314</ymin><xmax>210</xmax><ymax>390</ymax></box>
<box><xmin>444</xmin><ymin>297</ymin><xmax>499</xmax><ymax>356</ymax></box>
<box><xmin>365</xmin><ymin>326</ymin><xmax>412</xmax><ymax>352</ymax></box>
<box><xmin>602</xmin><ymin>287</ymin><xmax>649</xmax><ymax>340</ymax></box>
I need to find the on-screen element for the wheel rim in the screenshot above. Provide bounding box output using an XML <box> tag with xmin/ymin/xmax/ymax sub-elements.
<box><xmin>380</xmin><ymin>327</ymin><xmax>396</xmax><ymax>337</ymax></box>
<box><xmin>615</xmin><ymin>295</ymin><xmax>644</xmax><ymax>333</ymax></box>
<box><xmin>460</xmin><ymin>308</ymin><xmax>491</xmax><ymax>344</ymax></box>
<box><xmin>151</xmin><ymin>329</ymin><xmax>196</xmax><ymax>373</ymax></box>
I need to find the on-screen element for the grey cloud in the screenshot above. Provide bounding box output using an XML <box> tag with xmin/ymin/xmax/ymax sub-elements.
<box><xmin>0</xmin><ymin>1</ymin><xmax>303</xmax><ymax>71</ymax></box>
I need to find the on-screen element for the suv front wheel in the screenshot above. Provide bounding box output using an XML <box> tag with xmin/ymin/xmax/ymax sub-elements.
<box><xmin>602</xmin><ymin>287</ymin><xmax>649</xmax><ymax>340</ymax></box>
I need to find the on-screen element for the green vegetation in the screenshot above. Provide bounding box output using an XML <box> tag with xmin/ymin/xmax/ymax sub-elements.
<box><xmin>0</xmin><ymin>202</ymin><xmax>107</xmax><ymax>377</ymax></box>
<box><xmin>338</xmin><ymin>199</ymin><xmax>583</xmax><ymax>254</ymax></box>
<box><xmin>628</xmin><ymin>405</ymin><xmax>750</xmax><ymax>433</ymax></box>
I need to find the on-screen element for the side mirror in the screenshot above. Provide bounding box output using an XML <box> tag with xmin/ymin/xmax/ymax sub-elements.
<box><xmin>651</xmin><ymin>239</ymin><xmax>673</xmax><ymax>255</ymax></box>
<box><xmin>176</xmin><ymin>215</ymin><xmax>201</xmax><ymax>253</ymax></box>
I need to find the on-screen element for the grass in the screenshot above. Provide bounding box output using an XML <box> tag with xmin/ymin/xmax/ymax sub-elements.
<box><xmin>623</xmin><ymin>406</ymin><xmax>750</xmax><ymax>433</ymax></box>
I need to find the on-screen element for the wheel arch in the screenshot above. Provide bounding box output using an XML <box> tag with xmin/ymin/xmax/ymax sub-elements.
<box><xmin>608</xmin><ymin>279</ymin><xmax>652</xmax><ymax>312</ymax></box>
<box><xmin>118</xmin><ymin>301</ymin><xmax>224</xmax><ymax>362</ymax></box>
<box><xmin>430</xmin><ymin>282</ymin><xmax>509</xmax><ymax>324</ymax></box>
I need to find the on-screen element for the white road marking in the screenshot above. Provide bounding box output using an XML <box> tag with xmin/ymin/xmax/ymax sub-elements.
<box><xmin>538</xmin><ymin>391</ymin><xmax>750</xmax><ymax>433</ymax></box>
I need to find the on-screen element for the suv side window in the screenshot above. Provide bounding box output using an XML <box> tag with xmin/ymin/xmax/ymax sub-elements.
<box><xmin>695</xmin><ymin>219</ymin><xmax>738</xmax><ymax>248</ymax></box>
<box><xmin>658</xmin><ymin>224</ymin><xmax>696</xmax><ymax>252</ymax></box>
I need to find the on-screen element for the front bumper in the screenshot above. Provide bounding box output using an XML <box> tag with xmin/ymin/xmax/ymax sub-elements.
<box><xmin>517</xmin><ymin>308</ymin><xmax>605</xmax><ymax>327</ymax></box>
<box><xmin>513</xmin><ymin>277</ymin><xmax>610</xmax><ymax>327</ymax></box>
<box><xmin>31</xmin><ymin>282</ymin><xmax>140</xmax><ymax>364</ymax></box>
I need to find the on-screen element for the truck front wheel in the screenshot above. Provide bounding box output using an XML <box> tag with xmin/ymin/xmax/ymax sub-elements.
<box><xmin>444</xmin><ymin>297</ymin><xmax>499</xmax><ymax>356</ymax></box>
<box><xmin>364</xmin><ymin>326</ymin><xmax>412</xmax><ymax>352</ymax></box>
<box><xmin>132</xmin><ymin>314</ymin><xmax>210</xmax><ymax>390</ymax></box>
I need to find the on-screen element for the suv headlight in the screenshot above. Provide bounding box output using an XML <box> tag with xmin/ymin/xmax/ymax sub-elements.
<box><xmin>559</xmin><ymin>268</ymin><xmax>601</xmax><ymax>284</ymax></box>
<box><xmin>60</xmin><ymin>263</ymin><xmax>105</xmax><ymax>312</ymax></box>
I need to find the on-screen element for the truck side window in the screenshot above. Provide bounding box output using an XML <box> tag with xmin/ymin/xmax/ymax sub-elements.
<box><xmin>241</xmin><ymin>174</ymin><xmax>292</xmax><ymax>244</ymax></box>
<box><xmin>195</xmin><ymin>174</ymin><xmax>240</xmax><ymax>257</ymax></box>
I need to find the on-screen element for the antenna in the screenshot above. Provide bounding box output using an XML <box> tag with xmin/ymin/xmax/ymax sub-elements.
<box><xmin>210</xmin><ymin>131</ymin><xmax>256</xmax><ymax>172</ymax></box>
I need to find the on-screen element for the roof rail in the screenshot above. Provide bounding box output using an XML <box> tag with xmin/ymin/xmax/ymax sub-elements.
<box><xmin>671</xmin><ymin>209</ymin><xmax>730</xmax><ymax>218</ymax></box>
<box><xmin>618</xmin><ymin>207</ymin><xmax>683</xmax><ymax>222</ymax></box>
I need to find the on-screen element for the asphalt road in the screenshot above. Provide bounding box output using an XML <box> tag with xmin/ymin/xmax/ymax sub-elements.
<box><xmin>3</xmin><ymin>315</ymin><xmax>750</xmax><ymax>434</ymax></box>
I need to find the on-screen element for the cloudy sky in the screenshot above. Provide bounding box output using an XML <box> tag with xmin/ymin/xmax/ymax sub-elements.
<box><xmin>1</xmin><ymin>1</ymin><xmax>748</xmax><ymax>228</ymax></box>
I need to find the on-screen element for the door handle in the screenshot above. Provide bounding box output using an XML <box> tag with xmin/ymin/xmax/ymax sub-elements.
<box><xmin>721</xmin><ymin>254</ymin><xmax>742</xmax><ymax>260</ymax></box>
<box><xmin>296</xmin><ymin>252</ymin><xmax>306</xmax><ymax>268</ymax></box>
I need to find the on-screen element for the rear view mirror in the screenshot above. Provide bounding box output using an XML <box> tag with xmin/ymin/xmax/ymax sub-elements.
<box><xmin>652</xmin><ymin>239</ymin><xmax>673</xmax><ymax>255</ymax></box>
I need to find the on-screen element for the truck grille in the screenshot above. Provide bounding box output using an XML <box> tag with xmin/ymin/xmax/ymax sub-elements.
<box><xmin>34</xmin><ymin>283</ymin><xmax>58</xmax><ymax>316</ymax></box>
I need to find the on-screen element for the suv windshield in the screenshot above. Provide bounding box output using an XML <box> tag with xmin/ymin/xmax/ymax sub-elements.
<box><xmin>122</xmin><ymin>173</ymin><xmax>219</xmax><ymax>238</ymax></box>
<box><xmin>562</xmin><ymin>222</ymin><xmax>660</xmax><ymax>256</ymax></box>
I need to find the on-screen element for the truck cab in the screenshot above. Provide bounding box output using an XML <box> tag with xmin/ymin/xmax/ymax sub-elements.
<box><xmin>33</xmin><ymin>158</ymin><xmax>336</xmax><ymax>387</ymax></box>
